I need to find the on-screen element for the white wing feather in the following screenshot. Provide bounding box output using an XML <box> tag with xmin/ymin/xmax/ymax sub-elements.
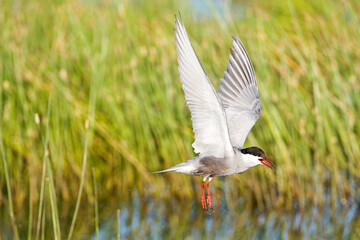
<box><xmin>174</xmin><ymin>16</ymin><xmax>234</xmax><ymax>158</ymax></box>
<box><xmin>218</xmin><ymin>36</ymin><xmax>262</xmax><ymax>149</ymax></box>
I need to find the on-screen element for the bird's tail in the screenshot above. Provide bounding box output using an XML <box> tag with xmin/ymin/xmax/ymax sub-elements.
<box><xmin>151</xmin><ymin>166</ymin><xmax>180</xmax><ymax>174</ymax></box>
<box><xmin>152</xmin><ymin>158</ymin><xmax>198</xmax><ymax>175</ymax></box>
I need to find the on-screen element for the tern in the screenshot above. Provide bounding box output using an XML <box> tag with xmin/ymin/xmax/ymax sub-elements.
<box><xmin>154</xmin><ymin>15</ymin><xmax>274</xmax><ymax>209</ymax></box>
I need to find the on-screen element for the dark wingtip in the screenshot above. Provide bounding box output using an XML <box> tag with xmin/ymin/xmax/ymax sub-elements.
<box><xmin>175</xmin><ymin>11</ymin><xmax>183</xmax><ymax>26</ymax></box>
<box><xmin>230</xmin><ymin>47</ymin><xmax>235</xmax><ymax>56</ymax></box>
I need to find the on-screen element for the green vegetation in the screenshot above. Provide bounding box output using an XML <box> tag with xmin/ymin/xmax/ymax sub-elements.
<box><xmin>0</xmin><ymin>0</ymin><xmax>359</xmax><ymax>238</ymax></box>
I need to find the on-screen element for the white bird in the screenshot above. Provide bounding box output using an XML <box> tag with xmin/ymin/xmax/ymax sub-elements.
<box><xmin>154</xmin><ymin>15</ymin><xmax>274</xmax><ymax>209</ymax></box>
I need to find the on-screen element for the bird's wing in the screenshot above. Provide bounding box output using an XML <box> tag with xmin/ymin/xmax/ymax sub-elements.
<box><xmin>174</xmin><ymin>16</ymin><xmax>234</xmax><ymax>158</ymax></box>
<box><xmin>218</xmin><ymin>36</ymin><xmax>262</xmax><ymax>149</ymax></box>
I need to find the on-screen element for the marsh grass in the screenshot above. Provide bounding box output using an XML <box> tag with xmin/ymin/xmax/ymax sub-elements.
<box><xmin>35</xmin><ymin>95</ymin><xmax>61</xmax><ymax>240</ymax></box>
<box><xmin>0</xmin><ymin>0</ymin><xmax>359</xmax><ymax>238</ymax></box>
<box><xmin>92</xmin><ymin>168</ymin><xmax>99</xmax><ymax>240</ymax></box>
<box><xmin>0</xmin><ymin>121</ymin><xmax>19</xmax><ymax>240</ymax></box>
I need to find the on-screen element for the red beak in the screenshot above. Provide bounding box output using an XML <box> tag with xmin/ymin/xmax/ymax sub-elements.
<box><xmin>260</xmin><ymin>158</ymin><xmax>275</xmax><ymax>169</ymax></box>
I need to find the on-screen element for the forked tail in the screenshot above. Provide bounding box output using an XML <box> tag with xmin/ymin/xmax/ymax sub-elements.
<box><xmin>152</xmin><ymin>158</ymin><xmax>199</xmax><ymax>175</ymax></box>
<box><xmin>152</xmin><ymin>164</ymin><xmax>186</xmax><ymax>174</ymax></box>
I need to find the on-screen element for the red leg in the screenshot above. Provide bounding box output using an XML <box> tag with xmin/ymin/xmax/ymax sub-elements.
<box><xmin>201</xmin><ymin>182</ymin><xmax>207</xmax><ymax>209</ymax></box>
<box><xmin>205</xmin><ymin>181</ymin><xmax>212</xmax><ymax>209</ymax></box>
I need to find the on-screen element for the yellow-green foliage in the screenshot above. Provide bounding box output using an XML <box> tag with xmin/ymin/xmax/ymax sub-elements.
<box><xmin>0</xmin><ymin>0</ymin><xmax>359</xmax><ymax>237</ymax></box>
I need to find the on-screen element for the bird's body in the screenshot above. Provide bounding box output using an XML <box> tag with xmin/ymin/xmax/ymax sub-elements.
<box><xmin>154</xmin><ymin>14</ymin><xmax>274</xmax><ymax>209</ymax></box>
<box><xmin>155</xmin><ymin>147</ymin><xmax>267</xmax><ymax>177</ymax></box>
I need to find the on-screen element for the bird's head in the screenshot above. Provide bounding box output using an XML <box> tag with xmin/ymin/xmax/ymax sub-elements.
<box><xmin>240</xmin><ymin>147</ymin><xmax>275</xmax><ymax>169</ymax></box>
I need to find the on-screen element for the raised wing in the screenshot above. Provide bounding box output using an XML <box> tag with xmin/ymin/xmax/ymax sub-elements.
<box><xmin>174</xmin><ymin>16</ymin><xmax>234</xmax><ymax>158</ymax></box>
<box><xmin>218</xmin><ymin>36</ymin><xmax>262</xmax><ymax>149</ymax></box>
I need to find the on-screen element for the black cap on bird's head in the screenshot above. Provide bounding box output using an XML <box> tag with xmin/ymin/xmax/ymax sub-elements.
<box><xmin>241</xmin><ymin>147</ymin><xmax>275</xmax><ymax>169</ymax></box>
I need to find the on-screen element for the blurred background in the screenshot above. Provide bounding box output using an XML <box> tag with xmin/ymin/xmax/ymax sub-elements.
<box><xmin>0</xmin><ymin>0</ymin><xmax>359</xmax><ymax>239</ymax></box>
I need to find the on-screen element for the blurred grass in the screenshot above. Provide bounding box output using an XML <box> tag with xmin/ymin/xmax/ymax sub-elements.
<box><xmin>0</xmin><ymin>0</ymin><xmax>360</xmax><ymax>238</ymax></box>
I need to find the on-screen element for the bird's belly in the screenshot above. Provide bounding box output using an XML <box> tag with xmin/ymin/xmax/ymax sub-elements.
<box><xmin>193</xmin><ymin>156</ymin><xmax>234</xmax><ymax>177</ymax></box>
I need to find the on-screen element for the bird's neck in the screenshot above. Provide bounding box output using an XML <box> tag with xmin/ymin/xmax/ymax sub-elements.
<box><xmin>234</xmin><ymin>149</ymin><xmax>260</xmax><ymax>173</ymax></box>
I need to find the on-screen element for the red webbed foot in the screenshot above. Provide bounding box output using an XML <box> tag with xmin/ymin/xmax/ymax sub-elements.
<box><xmin>201</xmin><ymin>181</ymin><xmax>207</xmax><ymax>209</ymax></box>
<box><xmin>205</xmin><ymin>180</ymin><xmax>212</xmax><ymax>209</ymax></box>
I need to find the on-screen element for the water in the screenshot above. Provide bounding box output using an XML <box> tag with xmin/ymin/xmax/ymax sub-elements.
<box><xmin>91</xmin><ymin>190</ymin><xmax>359</xmax><ymax>239</ymax></box>
<box><xmin>1</xmin><ymin>181</ymin><xmax>359</xmax><ymax>239</ymax></box>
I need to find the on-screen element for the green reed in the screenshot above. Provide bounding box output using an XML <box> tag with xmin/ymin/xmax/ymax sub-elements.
<box><xmin>0</xmin><ymin>0</ymin><xmax>359</xmax><ymax>238</ymax></box>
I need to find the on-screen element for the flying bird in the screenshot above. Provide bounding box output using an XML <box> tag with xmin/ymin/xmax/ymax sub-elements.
<box><xmin>154</xmin><ymin>15</ymin><xmax>274</xmax><ymax>209</ymax></box>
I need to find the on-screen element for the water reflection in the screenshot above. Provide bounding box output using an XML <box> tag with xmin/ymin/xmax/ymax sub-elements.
<box><xmin>94</xmin><ymin>189</ymin><xmax>359</xmax><ymax>239</ymax></box>
<box><xmin>1</xmin><ymin>187</ymin><xmax>359</xmax><ymax>239</ymax></box>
